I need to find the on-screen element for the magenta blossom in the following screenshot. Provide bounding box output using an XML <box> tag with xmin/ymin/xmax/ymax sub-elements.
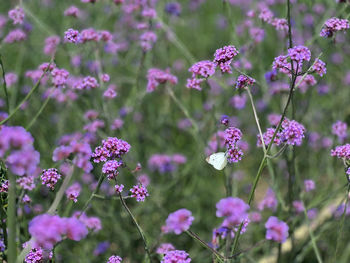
<box><xmin>165</xmin><ymin>209</ymin><xmax>194</xmax><ymax>235</ymax></box>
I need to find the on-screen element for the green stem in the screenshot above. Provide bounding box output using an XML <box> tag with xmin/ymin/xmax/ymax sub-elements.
<box><xmin>246</xmin><ymin>87</ymin><xmax>266</xmax><ymax>153</ymax></box>
<box><xmin>0</xmin><ymin>69</ymin><xmax>48</xmax><ymax>126</ymax></box>
<box><xmin>334</xmin><ymin>184</ymin><xmax>350</xmax><ymax>261</ymax></box>
<box><xmin>8</xmin><ymin>173</ymin><xmax>17</xmax><ymax>262</ymax></box>
<box><xmin>26</xmin><ymin>91</ymin><xmax>52</xmax><ymax>130</ymax></box>
<box><xmin>118</xmin><ymin>193</ymin><xmax>152</xmax><ymax>263</ymax></box>
<box><xmin>81</xmin><ymin>173</ymin><xmax>105</xmax><ymax>214</ymax></box>
<box><xmin>301</xmin><ymin>199</ymin><xmax>323</xmax><ymax>263</ymax></box>
<box><xmin>186</xmin><ymin>230</ymin><xmax>225</xmax><ymax>262</ymax></box>
<box><xmin>0</xmin><ymin>54</ymin><xmax>9</xmax><ymax>114</ymax></box>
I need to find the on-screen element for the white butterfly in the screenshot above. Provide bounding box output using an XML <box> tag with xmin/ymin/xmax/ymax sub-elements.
<box><xmin>206</xmin><ymin>152</ymin><xmax>227</xmax><ymax>170</ymax></box>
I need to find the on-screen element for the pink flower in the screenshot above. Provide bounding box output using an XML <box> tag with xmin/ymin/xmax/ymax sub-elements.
<box><xmin>265</xmin><ymin>216</ymin><xmax>289</xmax><ymax>243</ymax></box>
<box><xmin>165</xmin><ymin>209</ymin><xmax>194</xmax><ymax>234</ymax></box>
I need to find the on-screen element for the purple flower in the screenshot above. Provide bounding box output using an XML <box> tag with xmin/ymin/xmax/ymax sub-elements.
<box><xmin>165</xmin><ymin>2</ymin><xmax>182</xmax><ymax>16</ymax></box>
<box><xmin>293</xmin><ymin>200</ymin><xmax>304</xmax><ymax>214</ymax></box>
<box><xmin>236</xmin><ymin>75</ymin><xmax>255</xmax><ymax>89</ymax></box>
<box><xmin>7</xmin><ymin>149</ymin><xmax>40</xmax><ymax>176</ymax></box>
<box><xmin>44</xmin><ymin>36</ymin><xmax>60</xmax><ymax>55</ymax></box>
<box><xmin>280</xmin><ymin>119</ymin><xmax>306</xmax><ymax>146</ymax></box>
<box><xmin>161</xmin><ymin>250</ymin><xmax>191</xmax><ymax>263</ymax></box>
<box><xmin>224</xmin><ymin>127</ymin><xmax>242</xmax><ymax>147</ymax></box>
<box><xmin>165</xmin><ymin>209</ymin><xmax>194</xmax><ymax>234</ymax></box>
<box><xmin>332</xmin><ymin>120</ymin><xmax>347</xmax><ymax>142</ymax></box>
<box><xmin>64</xmin><ymin>6</ymin><xmax>81</xmax><ymax>17</ymax></box>
<box><xmin>304</xmin><ymin>179</ymin><xmax>315</xmax><ymax>192</ymax></box>
<box><xmin>265</xmin><ymin>216</ymin><xmax>289</xmax><ymax>243</ymax></box>
<box><xmin>64</xmin><ymin>28</ymin><xmax>80</xmax><ymax>43</ymax></box>
<box><xmin>65</xmin><ymin>182</ymin><xmax>82</xmax><ymax>202</ymax></box>
<box><xmin>312</xmin><ymin>58</ymin><xmax>327</xmax><ymax>76</ymax></box>
<box><xmin>102</xmin><ymin>160</ymin><xmax>123</xmax><ymax>180</ymax></box>
<box><xmin>4</xmin><ymin>29</ymin><xmax>27</xmax><ymax>43</ymax></box>
<box><xmin>107</xmin><ymin>255</ymin><xmax>122</xmax><ymax>263</ymax></box>
<box><xmin>130</xmin><ymin>184</ymin><xmax>149</xmax><ymax>202</ymax></box>
<box><xmin>29</xmin><ymin>214</ymin><xmax>65</xmax><ymax>249</ymax></box>
<box><xmin>115</xmin><ymin>184</ymin><xmax>124</xmax><ymax>193</ymax></box>
<box><xmin>213</xmin><ymin>45</ymin><xmax>239</xmax><ymax>73</ymax></box>
<box><xmin>8</xmin><ymin>7</ymin><xmax>25</xmax><ymax>25</ymax></box>
<box><xmin>216</xmin><ymin>197</ymin><xmax>249</xmax><ymax>226</ymax></box>
<box><xmin>41</xmin><ymin>168</ymin><xmax>62</xmax><ymax>190</ymax></box>
<box><xmin>92</xmin><ymin>137</ymin><xmax>131</xmax><ymax>163</ymax></box>
<box><xmin>146</xmin><ymin>68</ymin><xmax>178</xmax><ymax>93</ymax></box>
<box><xmin>156</xmin><ymin>243</ymin><xmax>175</xmax><ymax>254</ymax></box>
<box><xmin>331</xmin><ymin>144</ymin><xmax>350</xmax><ymax>160</ymax></box>
<box><xmin>320</xmin><ymin>17</ymin><xmax>349</xmax><ymax>38</ymax></box>
<box><xmin>258</xmin><ymin>188</ymin><xmax>278</xmax><ymax>212</ymax></box>
<box><xmin>51</xmin><ymin>68</ymin><xmax>69</xmax><ymax>87</ymax></box>
<box><xmin>140</xmin><ymin>31</ymin><xmax>157</xmax><ymax>51</ymax></box>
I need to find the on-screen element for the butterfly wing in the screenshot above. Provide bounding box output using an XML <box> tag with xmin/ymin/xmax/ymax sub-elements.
<box><xmin>206</xmin><ymin>152</ymin><xmax>227</xmax><ymax>170</ymax></box>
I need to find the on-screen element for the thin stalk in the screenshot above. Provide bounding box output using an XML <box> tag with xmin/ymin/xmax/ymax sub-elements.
<box><xmin>81</xmin><ymin>173</ymin><xmax>105</xmax><ymax>214</ymax></box>
<box><xmin>118</xmin><ymin>193</ymin><xmax>152</xmax><ymax>262</ymax></box>
<box><xmin>246</xmin><ymin>87</ymin><xmax>266</xmax><ymax>153</ymax></box>
<box><xmin>301</xmin><ymin>199</ymin><xmax>323</xmax><ymax>263</ymax></box>
<box><xmin>186</xmin><ymin>230</ymin><xmax>225</xmax><ymax>262</ymax></box>
<box><xmin>0</xmin><ymin>68</ymin><xmax>49</xmax><ymax>126</ymax></box>
<box><xmin>0</xmin><ymin>54</ymin><xmax>9</xmax><ymax>114</ymax></box>
<box><xmin>334</xmin><ymin>184</ymin><xmax>350</xmax><ymax>261</ymax></box>
<box><xmin>231</xmin><ymin>66</ymin><xmax>299</xmax><ymax>256</ymax></box>
<box><xmin>26</xmin><ymin>90</ymin><xmax>52</xmax><ymax>130</ymax></box>
<box><xmin>8</xmin><ymin>173</ymin><xmax>17</xmax><ymax>262</ymax></box>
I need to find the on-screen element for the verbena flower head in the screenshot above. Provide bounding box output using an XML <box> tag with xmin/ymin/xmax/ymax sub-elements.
<box><xmin>258</xmin><ymin>188</ymin><xmax>278</xmax><ymax>211</ymax></box>
<box><xmin>146</xmin><ymin>68</ymin><xmax>178</xmax><ymax>92</ymax></box>
<box><xmin>156</xmin><ymin>243</ymin><xmax>175</xmax><ymax>254</ymax></box>
<box><xmin>320</xmin><ymin>17</ymin><xmax>350</xmax><ymax>38</ymax></box>
<box><xmin>161</xmin><ymin>250</ymin><xmax>191</xmax><ymax>263</ymax></box>
<box><xmin>165</xmin><ymin>2</ymin><xmax>182</xmax><ymax>16</ymax></box>
<box><xmin>216</xmin><ymin>197</ymin><xmax>249</xmax><ymax>226</ymax></box>
<box><xmin>107</xmin><ymin>255</ymin><xmax>122</xmax><ymax>263</ymax></box>
<box><xmin>64</xmin><ymin>6</ymin><xmax>81</xmax><ymax>17</ymax></box>
<box><xmin>115</xmin><ymin>184</ymin><xmax>124</xmax><ymax>193</ymax></box>
<box><xmin>280</xmin><ymin>119</ymin><xmax>306</xmax><ymax>146</ymax></box>
<box><xmin>64</xmin><ymin>28</ymin><xmax>80</xmax><ymax>43</ymax></box>
<box><xmin>8</xmin><ymin>7</ymin><xmax>25</xmax><ymax>25</ymax></box>
<box><xmin>165</xmin><ymin>209</ymin><xmax>194</xmax><ymax>234</ymax></box>
<box><xmin>41</xmin><ymin>168</ymin><xmax>62</xmax><ymax>190</ymax></box>
<box><xmin>102</xmin><ymin>160</ymin><xmax>123</xmax><ymax>180</ymax></box>
<box><xmin>236</xmin><ymin>75</ymin><xmax>255</xmax><ymax>89</ymax></box>
<box><xmin>140</xmin><ymin>31</ymin><xmax>157</xmax><ymax>51</ymax></box>
<box><xmin>331</xmin><ymin>144</ymin><xmax>350</xmax><ymax>160</ymax></box>
<box><xmin>304</xmin><ymin>179</ymin><xmax>315</xmax><ymax>192</ymax></box>
<box><xmin>312</xmin><ymin>58</ymin><xmax>327</xmax><ymax>76</ymax></box>
<box><xmin>4</xmin><ymin>29</ymin><xmax>27</xmax><ymax>43</ymax></box>
<box><xmin>65</xmin><ymin>182</ymin><xmax>82</xmax><ymax>202</ymax></box>
<box><xmin>265</xmin><ymin>216</ymin><xmax>289</xmax><ymax>243</ymax></box>
<box><xmin>287</xmin><ymin>45</ymin><xmax>311</xmax><ymax>66</ymax></box>
<box><xmin>213</xmin><ymin>45</ymin><xmax>239</xmax><ymax>73</ymax></box>
<box><xmin>224</xmin><ymin>127</ymin><xmax>242</xmax><ymax>147</ymax></box>
<box><xmin>130</xmin><ymin>184</ymin><xmax>149</xmax><ymax>202</ymax></box>
<box><xmin>51</xmin><ymin>68</ymin><xmax>69</xmax><ymax>87</ymax></box>
<box><xmin>332</xmin><ymin>120</ymin><xmax>347</xmax><ymax>142</ymax></box>
<box><xmin>92</xmin><ymin>137</ymin><xmax>131</xmax><ymax>163</ymax></box>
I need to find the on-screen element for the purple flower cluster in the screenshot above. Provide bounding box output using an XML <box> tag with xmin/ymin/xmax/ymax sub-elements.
<box><xmin>92</xmin><ymin>137</ymin><xmax>131</xmax><ymax>163</ymax></box>
<box><xmin>236</xmin><ymin>75</ymin><xmax>255</xmax><ymax>89</ymax></box>
<box><xmin>312</xmin><ymin>58</ymin><xmax>327</xmax><ymax>77</ymax></box>
<box><xmin>216</xmin><ymin>197</ymin><xmax>249</xmax><ymax>227</ymax></box>
<box><xmin>186</xmin><ymin>60</ymin><xmax>216</xmax><ymax>90</ymax></box>
<box><xmin>258</xmin><ymin>5</ymin><xmax>288</xmax><ymax>31</ymax></box>
<box><xmin>4</xmin><ymin>29</ymin><xmax>27</xmax><ymax>43</ymax></box>
<box><xmin>258</xmin><ymin>118</ymin><xmax>306</xmax><ymax>147</ymax></box>
<box><xmin>41</xmin><ymin>168</ymin><xmax>62</xmax><ymax>190</ymax></box>
<box><xmin>146</xmin><ymin>68</ymin><xmax>178</xmax><ymax>92</ymax></box>
<box><xmin>107</xmin><ymin>255</ymin><xmax>122</xmax><ymax>263</ymax></box>
<box><xmin>129</xmin><ymin>184</ymin><xmax>149</xmax><ymax>202</ymax></box>
<box><xmin>8</xmin><ymin>7</ymin><xmax>25</xmax><ymax>25</ymax></box>
<box><xmin>331</xmin><ymin>144</ymin><xmax>350</xmax><ymax>160</ymax></box>
<box><xmin>65</xmin><ymin>182</ymin><xmax>82</xmax><ymax>202</ymax></box>
<box><xmin>51</xmin><ymin>68</ymin><xmax>69</xmax><ymax>87</ymax></box>
<box><xmin>140</xmin><ymin>31</ymin><xmax>157</xmax><ymax>51</ymax></box>
<box><xmin>332</xmin><ymin>120</ymin><xmax>347</xmax><ymax>142</ymax></box>
<box><xmin>320</xmin><ymin>17</ymin><xmax>350</xmax><ymax>38</ymax></box>
<box><xmin>102</xmin><ymin>160</ymin><xmax>123</xmax><ymax>180</ymax></box>
<box><xmin>265</xmin><ymin>216</ymin><xmax>289</xmax><ymax>243</ymax></box>
<box><xmin>164</xmin><ymin>208</ymin><xmax>194</xmax><ymax>234</ymax></box>
<box><xmin>52</xmin><ymin>133</ymin><xmax>93</xmax><ymax>172</ymax></box>
<box><xmin>224</xmin><ymin>127</ymin><xmax>244</xmax><ymax>163</ymax></box>
<box><xmin>258</xmin><ymin>188</ymin><xmax>278</xmax><ymax>212</ymax></box>
<box><xmin>64</xmin><ymin>28</ymin><xmax>80</xmax><ymax>43</ymax></box>
<box><xmin>156</xmin><ymin>243</ymin><xmax>175</xmax><ymax>254</ymax></box>
<box><xmin>148</xmin><ymin>153</ymin><xmax>186</xmax><ymax>173</ymax></box>
<box><xmin>213</xmin><ymin>45</ymin><xmax>239</xmax><ymax>73</ymax></box>
<box><xmin>161</xmin><ymin>250</ymin><xmax>191</xmax><ymax>263</ymax></box>
<box><xmin>0</xmin><ymin>126</ymin><xmax>40</xmax><ymax>176</ymax></box>
<box><xmin>29</xmin><ymin>214</ymin><xmax>88</xmax><ymax>250</ymax></box>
